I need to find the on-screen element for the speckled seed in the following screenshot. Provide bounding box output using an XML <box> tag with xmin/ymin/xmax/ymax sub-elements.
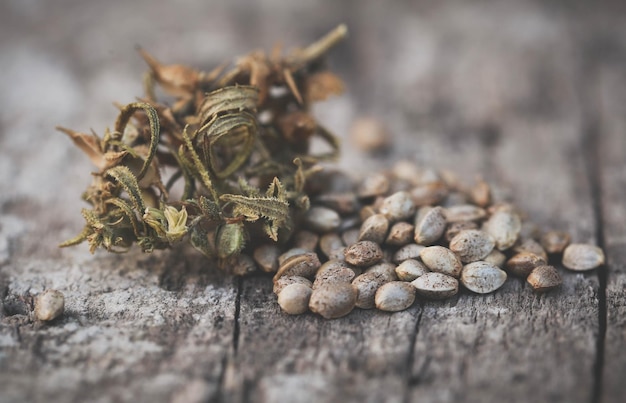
<box><xmin>385</xmin><ymin>222</ymin><xmax>415</xmax><ymax>246</ymax></box>
<box><xmin>319</xmin><ymin>233</ymin><xmax>345</xmax><ymax>260</ymax></box>
<box><xmin>292</xmin><ymin>230</ymin><xmax>319</xmax><ymax>251</ymax></box>
<box><xmin>304</xmin><ymin>206</ymin><xmax>341</xmax><ymax>233</ymax></box>
<box><xmin>540</xmin><ymin>231</ymin><xmax>571</xmax><ymax>254</ymax></box>
<box><xmin>357</xmin><ymin>173</ymin><xmax>390</xmax><ymax>198</ymax></box>
<box><xmin>309</xmin><ymin>282</ymin><xmax>357</xmax><ymax>319</ymax></box>
<box><xmin>274</xmin><ymin>252</ymin><xmax>321</xmax><ymax>281</ymax></box>
<box><xmin>365</xmin><ymin>262</ymin><xmax>398</xmax><ymax>281</ymax></box>
<box><xmin>419</xmin><ymin>246</ymin><xmax>463</xmax><ymax>278</ymax></box>
<box><xmin>342</xmin><ymin>228</ymin><xmax>360</xmax><ymax>246</ymax></box>
<box><xmin>253</xmin><ymin>244</ymin><xmax>280</xmax><ymax>273</ymax></box>
<box><xmin>278</xmin><ymin>283</ymin><xmax>312</xmax><ymax>315</ymax></box>
<box><xmin>484</xmin><ymin>209</ymin><xmax>521</xmax><ymax>251</ymax></box>
<box><xmin>315</xmin><ymin>192</ymin><xmax>359</xmax><ymax>215</ymax></box>
<box><xmin>313</xmin><ymin>260</ymin><xmax>357</xmax><ymax>289</ymax></box>
<box><xmin>273</xmin><ymin>276</ymin><xmax>313</xmax><ymax>295</ymax></box>
<box><xmin>410</xmin><ymin>182</ymin><xmax>449</xmax><ymax>206</ymax></box>
<box><xmin>392</xmin><ymin>243</ymin><xmax>425</xmax><ymax>264</ymax></box>
<box><xmin>395</xmin><ymin>259</ymin><xmax>429</xmax><ymax>281</ymax></box>
<box><xmin>278</xmin><ymin>248</ymin><xmax>310</xmax><ymax>266</ymax></box>
<box><xmin>449</xmin><ymin>230</ymin><xmax>495</xmax><ymax>263</ymax></box>
<box><xmin>444</xmin><ymin>204</ymin><xmax>487</xmax><ymax>223</ymax></box>
<box><xmin>231</xmin><ymin>254</ymin><xmax>257</xmax><ymax>276</ymax></box>
<box><xmin>461</xmin><ymin>262</ymin><xmax>507</xmax><ymax>294</ymax></box>
<box><xmin>411</xmin><ymin>272</ymin><xmax>459</xmax><ymax>300</ymax></box>
<box><xmin>358</xmin><ymin>214</ymin><xmax>390</xmax><ymax>244</ymax></box>
<box><xmin>414</xmin><ymin>206</ymin><xmax>446</xmax><ymax>245</ymax></box>
<box><xmin>379</xmin><ymin>191</ymin><xmax>416</xmax><ymax>222</ymax></box>
<box><xmin>562</xmin><ymin>244</ymin><xmax>605</xmax><ymax>271</ymax></box>
<box><xmin>513</xmin><ymin>238</ymin><xmax>548</xmax><ymax>262</ymax></box>
<box><xmin>444</xmin><ymin>221</ymin><xmax>479</xmax><ymax>243</ymax></box>
<box><xmin>344</xmin><ymin>241</ymin><xmax>384</xmax><ymax>267</ymax></box>
<box><xmin>34</xmin><ymin>290</ymin><xmax>65</xmax><ymax>321</ymax></box>
<box><xmin>352</xmin><ymin>271</ymin><xmax>393</xmax><ymax>309</ymax></box>
<box><xmin>505</xmin><ymin>252</ymin><xmax>547</xmax><ymax>278</ymax></box>
<box><xmin>483</xmin><ymin>249</ymin><xmax>507</xmax><ymax>268</ymax></box>
<box><xmin>375</xmin><ymin>282</ymin><xmax>416</xmax><ymax>312</ymax></box>
<box><xmin>527</xmin><ymin>265</ymin><xmax>562</xmax><ymax>292</ymax></box>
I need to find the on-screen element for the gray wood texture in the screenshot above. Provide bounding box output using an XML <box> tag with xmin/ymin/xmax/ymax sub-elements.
<box><xmin>0</xmin><ymin>1</ymin><xmax>624</xmax><ymax>402</ymax></box>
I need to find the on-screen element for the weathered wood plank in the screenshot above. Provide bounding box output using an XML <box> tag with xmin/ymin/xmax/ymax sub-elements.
<box><xmin>595</xmin><ymin>63</ymin><xmax>626</xmax><ymax>403</ymax></box>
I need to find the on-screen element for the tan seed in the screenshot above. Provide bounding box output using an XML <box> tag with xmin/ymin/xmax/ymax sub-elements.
<box><xmin>562</xmin><ymin>243</ymin><xmax>605</xmax><ymax>271</ymax></box>
<box><xmin>410</xmin><ymin>182</ymin><xmax>449</xmax><ymax>206</ymax></box>
<box><xmin>231</xmin><ymin>254</ymin><xmax>257</xmax><ymax>276</ymax></box>
<box><xmin>313</xmin><ymin>260</ymin><xmax>357</xmax><ymax>289</ymax></box>
<box><xmin>505</xmin><ymin>252</ymin><xmax>546</xmax><ymax>278</ymax></box>
<box><xmin>292</xmin><ymin>230</ymin><xmax>319</xmax><ymax>251</ymax></box>
<box><xmin>469</xmin><ymin>178</ymin><xmax>491</xmax><ymax>207</ymax></box>
<box><xmin>278</xmin><ymin>283</ymin><xmax>312</xmax><ymax>315</ymax></box>
<box><xmin>278</xmin><ymin>248</ymin><xmax>310</xmax><ymax>266</ymax></box>
<box><xmin>449</xmin><ymin>229</ymin><xmax>495</xmax><ymax>263</ymax></box>
<box><xmin>411</xmin><ymin>272</ymin><xmax>459</xmax><ymax>300</ymax></box>
<box><xmin>444</xmin><ymin>221</ymin><xmax>479</xmax><ymax>243</ymax></box>
<box><xmin>540</xmin><ymin>231</ymin><xmax>571</xmax><ymax>254</ymax></box>
<box><xmin>419</xmin><ymin>246</ymin><xmax>463</xmax><ymax>278</ymax></box>
<box><xmin>304</xmin><ymin>206</ymin><xmax>341</xmax><ymax>233</ymax></box>
<box><xmin>357</xmin><ymin>173</ymin><xmax>389</xmax><ymax>198</ymax></box>
<box><xmin>253</xmin><ymin>244</ymin><xmax>280</xmax><ymax>273</ymax></box>
<box><xmin>344</xmin><ymin>241</ymin><xmax>384</xmax><ymax>267</ymax></box>
<box><xmin>309</xmin><ymin>282</ymin><xmax>357</xmax><ymax>319</ymax></box>
<box><xmin>385</xmin><ymin>222</ymin><xmax>415</xmax><ymax>246</ymax></box>
<box><xmin>274</xmin><ymin>252</ymin><xmax>321</xmax><ymax>281</ymax></box>
<box><xmin>359</xmin><ymin>204</ymin><xmax>378</xmax><ymax>222</ymax></box>
<box><xmin>461</xmin><ymin>261</ymin><xmax>507</xmax><ymax>294</ymax></box>
<box><xmin>392</xmin><ymin>243</ymin><xmax>425</xmax><ymax>264</ymax></box>
<box><xmin>379</xmin><ymin>191</ymin><xmax>416</xmax><ymax>222</ymax></box>
<box><xmin>319</xmin><ymin>233</ymin><xmax>345</xmax><ymax>260</ymax></box>
<box><xmin>352</xmin><ymin>271</ymin><xmax>393</xmax><ymax>309</ymax></box>
<box><xmin>365</xmin><ymin>262</ymin><xmax>398</xmax><ymax>281</ymax></box>
<box><xmin>273</xmin><ymin>276</ymin><xmax>313</xmax><ymax>295</ymax></box>
<box><xmin>315</xmin><ymin>192</ymin><xmax>359</xmax><ymax>215</ymax></box>
<box><xmin>395</xmin><ymin>259</ymin><xmax>429</xmax><ymax>281</ymax></box>
<box><xmin>513</xmin><ymin>238</ymin><xmax>548</xmax><ymax>262</ymax></box>
<box><xmin>527</xmin><ymin>265</ymin><xmax>562</xmax><ymax>292</ymax></box>
<box><xmin>358</xmin><ymin>214</ymin><xmax>390</xmax><ymax>244</ymax></box>
<box><xmin>483</xmin><ymin>249</ymin><xmax>507</xmax><ymax>268</ymax></box>
<box><xmin>375</xmin><ymin>282</ymin><xmax>416</xmax><ymax>312</ymax></box>
<box><xmin>341</xmin><ymin>228</ymin><xmax>360</xmax><ymax>247</ymax></box>
<box><xmin>484</xmin><ymin>209</ymin><xmax>521</xmax><ymax>251</ymax></box>
<box><xmin>34</xmin><ymin>290</ymin><xmax>65</xmax><ymax>321</ymax></box>
<box><xmin>414</xmin><ymin>206</ymin><xmax>446</xmax><ymax>245</ymax></box>
<box><xmin>444</xmin><ymin>204</ymin><xmax>487</xmax><ymax>223</ymax></box>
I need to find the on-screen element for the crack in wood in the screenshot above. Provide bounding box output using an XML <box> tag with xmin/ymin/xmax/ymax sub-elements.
<box><xmin>403</xmin><ymin>303</ymin><xmax>423</xmax><ymax>403</ymax></box>
<box><xmin>233</xmin><ymin>277</ymin><xmax>243</xmax><ymax>355</ymax></box>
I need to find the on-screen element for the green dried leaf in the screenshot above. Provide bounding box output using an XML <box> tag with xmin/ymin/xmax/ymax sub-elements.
<box><xmin>106</xmin><ymin>166</ymin><xmax>146</xmax><ymax>213</ymax></box>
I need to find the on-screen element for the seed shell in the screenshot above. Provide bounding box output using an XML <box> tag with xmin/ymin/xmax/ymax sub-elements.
<box><xmin>411</xmin><ymin>272</ymin><xmax>459</xmax><ymax>300</ymax></box>
<box><xmin>344</xmin><ymin>241</ymin><xmax>384</xmax><ymax>267</ymax></box>
<box><xmin>562</xmin><ymin>243</ymin><xmax>605</xmax><ymax>271</ymax></box>
<box><xmin>461</xmin><ymin>261</ymin><xmax>507</xmax><ymax>294</ymax></box>
<box><xmin>309</xmin><ymin>282</ymin><xmax>357</xmax><ymax>319</ymax></box>
<box><xmin>449</xmin><ymin>229</ymin><xmax>495</xmax><ymax>263</ymax></box>
<box><xmin>419</xmin><ymin>246</ymin><xmax>463</xmax><ymax>278</ymax></box>
<box><xmin>375</xmin><ymin>281</ymin><xmax>416</xmax><ymax>312</ymax></box>
<box><xmin>527</xmin><ymin>265</ymin><xmax>562</xmax><ymax>292</ymax></box>
<box><xmin>278</xmin><ymin>283</ymin><xmax>312</xmax><ymax>315</ymax></box>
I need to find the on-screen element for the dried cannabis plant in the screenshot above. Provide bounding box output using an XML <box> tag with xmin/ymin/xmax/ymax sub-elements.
<box><xmin>58</xmin><ymin>25</ymin><xmax>347</xmax><ymax>270</ymax></box>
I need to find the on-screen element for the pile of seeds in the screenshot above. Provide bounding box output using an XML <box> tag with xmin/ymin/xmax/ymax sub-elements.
<box><xmin>256</xmin><ymin>162</ymin><xmax>606</xmax><ymax>318</ymax></box>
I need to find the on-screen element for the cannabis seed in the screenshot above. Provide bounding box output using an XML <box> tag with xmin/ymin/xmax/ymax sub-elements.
<box><xmin>309</xmin><ymin>282</ymin><xmax>357</xmax><ymax>319</ymax></box>
<box><xmin>505</xmin><ymin>252</ymin><xmax>547</xmax><ymax>278</ymax></box>
<box><xmin>392</xmin><ymin>243</ymin><xmax>426</xmax><ymax>264</ymax></box>
<box><xmin>274</xmin><ymin>252</ymin><xmax>321</xmax><ymax>281</ymax></box>
<box><xmin>395</xmin><ymin>259</ymin><xmax>429</xmax><ymax>281</ymax></box>
<box><xmin>410</xmin><ymin>182</ymin><xmax>449</xmax><ymax>206</ymax></box>
<box><xmin>273</xmin><ymin>275</ymin><xmax>313</xmax><ymax>295</ymax></box>
<box><xmin>527</xmin><ymin>265</ymin><xmax>562</xmax><ymax>292</ymax></box>
<box><xmin>484</xmin><ymin>209</ymin><xmax>521</xmax><ymax>251</ymax></box>
<box><xmin>365</xmin><ymin>262</ymin><xmax>398</xmax><ymax>281</ymax></box>
<box><xmin>341</xmin><ymin>228</ymin><xmax>360</xmax><ymax>247</ymax></box>
<box><xmin>319</xmin><ymin>233</ymin><xmax>345</xmax><ymax>260</ymax></box>
<box><xmin>278</xmin><ymin>283</ymin><xmax>312</xmax><ymax>315</ymax></box>
<box><xmin>483</xmin><ymin>249</ymin><xmax>507</xmax><ymax>268</ymax></box>
<box><xmin>469</xmin><ymin>178</ymin><xmax>491</xmax><ymax>207</ymax></box>
<box><xmin>385</xmin><ymin>221</ymin><xmax>415</xmax><ymax>246</ymax></box>
<box><xmin>352</xmin><ymin>271</ymin><xmax>393</xmax><ymax>309</ymax></box>
<box><xmin>313</xmin><ymin>260</ymin><xmax>357</xmax><ymax>289</ymax></box>
<box><xmin>358</xmin><ymin>214</ymin><xmax>390</xmax><ymax>244</ymax></box>
<box><xmin>379</xmin><ymin>191</ymin><xmax>416</xmax><ymax>222</ymax></box>
<box><xmin>444</xmin><ymin>204</ymin><xmax>487</xmax><ymax>223</ymax></box>
<box><xmin>344</xmin><ymin>240</ymin><xmax>384</xmax><ymax>267</ymax></box>
<box><xmin>253</xmin><ymin>244</ymin><xmax>280</xmax><ymax>273</ymax></box>
<box><xmin>414</xmin><ymin>206</ymin><xmax>446</xmax><ymax>245</ymax></box>
<box><xmin>444</xmin><ymin>221</ymin><xmax>479</xmax><ymax>243</ymax></box>
<box><xmin>231</xmin><ymin>254</ymin><xmax>258</xmax><ymax>276</ymax></box>
<box><xmin>357</xmin><ymin>173</ymin><xmax>390</xmax><ymax>198</ymax></box>
<box><xmin>411</xmin><ymin>272</ymin><xmax>459</xmax><ymax>300</ymax></box>
<box><xmin>449</xmin><ymin>229</ymin><xmax>495</xmax><ymax>263</ymax></box>
<box><xmin>419</xmin><ymin>246</ymin><xmax>463</xmax><ymax>278</ymax></box>
<box><xmin>540</xmin><ymin>231</ymin><xmax>571</xmax><ymax>254</ymax></box>
<box><xmin>375</xmin><ymin>281</ymin><xmax>416</xmax><ymax>312</ymax></box>
<box><xmin>461</xmin><ymin>262</ymin><xmax>507</xmax><ymax>294</ymax></box>
<box><xmin>278</xmin><ymin>248</ymin><xmax>311</xmax><ymax>266</ymax></box>
<box><xmin>292</xmin><ymin>230</ymin><xmax>319</xmax><ymax>251</ymax></box>
<box><xmin>304</xmin><ymin>206</ymin><xmax>341</xmax><ymax>233</ymax></box>
<box><xmin>562</xmin><ymin>243</ymin><xmax>605</xmax><ymax>271</ymax></box>
<box><xmin>315</xmin><ymin>192</ymin><xmax>360</xmax><ymax>215</ymax></box>
<box><xmin>513</xmin><ymin>238</ymin><xmax>548</xmax><ymax>262</ymax></box>
<box><xmin>34</xmin><ymin>290</ymin><xmax>65</xmax><ymax>322</ymax></box>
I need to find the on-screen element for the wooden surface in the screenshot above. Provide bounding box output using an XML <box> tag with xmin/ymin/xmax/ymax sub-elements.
<box><xmin>1</xmin><ymin>1</ymin><xmax>625</xmax><ymax>402</ymax></box>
